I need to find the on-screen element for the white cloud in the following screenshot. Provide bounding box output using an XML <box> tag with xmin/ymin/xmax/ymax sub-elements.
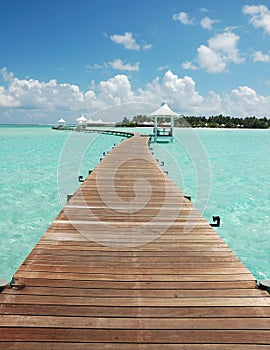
<box><xmin>0</xmin><ymin>68</ymin><xmax>97</xmax><ymax>111</ymax></box>
<box><xmin>109</xmin><ymin>32</ymin><xmax>151</xmax><ymax>51</ymax></box>
<box><xmin>138</xmin><ymin>71</ymin><xmax>204</xmax><ymax>113</ymax></box>
<box><xmin>200</xmin><ymin>8</ymin><xmax>210</xmax><ymax>13</ymax></box>
<box><xmin>2</xmin><ymin>68</ymin><xmax>270</xmax><ymax>123</ymax></box>
<box><xmin>208</xmin><ymin>32</ymin><xmax>243</xmax><ymax>63</ymax></box>
<box><xmin>224</xmin><ymin>85</ymin><xmax>269</xmax><ymax>116</ymax></box>
<box><xmin>182</xmin><ymin>61</ymin><xmax>198</xmax><ymax>70</ymax></box>
<box><xmin>194</xmin><ymin>31</ymin><xmax>244</xmax><ymax>73</ymax></box>
<box><xmin>110</xmin><ymin>32</ymin><xmax>140</xmax><ymax>50</ymax></box>
<box><xmin>197</xmin><ymin>45</ymin><xmax>226</xmax><ymax>73</ymax></box>
<box><xmin>232</xmin><ymin>86</ymin><xmax>260</xmax><ymax>100</ymax></box>
<box><xmin>243</xmin><ymin>4</ymin><xmax>270</xmax><ymax>34</ymax></box>
<box><xmin>182</xmin><ymin>32</ymin><xmax>244</xmax><ymax>73</ymax></box>
<box><xmin>109</xmin><ymin>59</ymin><xmax>140</xmax><ymax>71</ymax></box>
<box><xmin>200</xmin><ymin>16</ymin><xmax>218</xmax><ymax>30</ymax></box>
<box><xmin>92</xmin><ymin>63</ymin><xmax>104</xmax><ymax>70</ymax></box>
<box><xmin>97</xmin><ymin>74</ymin><xmax>135</xmax><ymax>105</ymax></box>
<box><xmin>0</xmin><ymin>86</ymin><xmax>21</xmax><ymax>108</ymax></box>
<box><xmin>158</xmin><ymin>65</ymin><xmax>170</xmax><ymax>71</ymax></box>
<box><xmin>252</xmin><ymin>51</ymin><xmax>270</xmax><ymax>63</ymax></box>
<box><xmin>1</xmin><ymin>67</ymin><xmax>14</xmax><ymax>82</ymax></box>
<box><xmin>142</xmin><ymin>43</ymin><xmax>152</xmax><ymax>51</ymax></box>
<box><xmin>0</xmin><ymin>68</ymin><xmax>206</xmax><ymax>119</ymax></box>
<box><xmin>163</xmin><ymin>71</ymin><xmax>204</xmax><ymax>106</ymax></box>
<box><xmin>172</xmin><ymin>11</ymin><xmax>195</xmax><ymax>25</ymax></box>
<box><xmin>86</xmin><ymin>60</ymin><xmax>140</xmax><ymax>72</ymax></box>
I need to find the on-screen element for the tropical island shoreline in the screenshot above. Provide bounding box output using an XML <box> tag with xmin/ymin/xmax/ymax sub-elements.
<box><xmin>116</xmin><ymin>114</ymin><xmax>270</xmax><ymax>129</ymax></box>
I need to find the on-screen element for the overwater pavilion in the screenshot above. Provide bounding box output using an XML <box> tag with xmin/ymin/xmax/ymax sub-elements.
<box><xmin>148</xmin><ymin>102</ymin><xmax>181</xmax><ymax>142</ymax></box>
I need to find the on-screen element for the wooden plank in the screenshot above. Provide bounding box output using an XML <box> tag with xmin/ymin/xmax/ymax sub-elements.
<box><xmin>18</xmin><ymin>261</ymin><xmax>247</xmax><ymax>269</ymax></box>
<box><xmin>2</xmin><ymin>294</ymin><xmax>270</xmax><ymax>307</ymax></box>
<box><xmin>0</xmin><ymin>342</ymin><xmax>269</xmax><ymax>350</ymax></box>
<box><xmin>2</xmin><ymin>304</ymin><xmax>270</xmax><ymax>318</ymax></box>
<box><xmin>12</xmin><ymin>271</ymin><xmax>256</xmax><ymax>282</ymax></box>
<box><xmin>18</xmin><ymin>265</ymin><xmax>251</xmax><ymax>275</ymax></box>
<box><xmin>1</xmin><ymin>315</ymin><xmax>270</xmax><ymax>329</ymax></box>
<box><xmin>1</xmin><ymin>328</ymin><xmax>270</xmax><ymax>344</ymax></box>
<box><xmin>5</xmin><ymin>278</ymin><xmax>257</xmax><ymax>289</ymax></box>
<box><xmin>0</xmin><ymin>344</ymin><xmax>269</xmax><ymax>350</ymax></box>
<box><xmin>3</xmin><ymin>286</ymin><xmax>268</xmax><ymax>298</ymax></box>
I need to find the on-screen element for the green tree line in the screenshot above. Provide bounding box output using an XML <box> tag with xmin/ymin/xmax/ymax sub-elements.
<box><xmin>116</xmin><ymin>114</ymin><xmax>270</xmax><ymax>129</ymax></box>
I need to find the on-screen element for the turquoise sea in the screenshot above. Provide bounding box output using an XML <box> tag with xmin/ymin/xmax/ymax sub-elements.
<box><xmin>0</xmin><ymin>125</ymin><xmax>269</xmax><ymax>281</ymax></box>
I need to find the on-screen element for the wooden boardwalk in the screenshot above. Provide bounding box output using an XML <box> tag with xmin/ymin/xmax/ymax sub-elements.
<box><xmin>0</xmin><ymin>133</ymin><xmax>270</xmax><ymax>348</ymax></box>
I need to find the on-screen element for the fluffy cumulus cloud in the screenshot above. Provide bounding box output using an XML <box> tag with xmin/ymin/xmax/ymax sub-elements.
<box><xmin>0</xmin><ymin>68</ymin><xmax>91</xmax><ymax>111</ymax></box>
<box><xmin>208</xmin><ymin>32</ymin><xmax>244</xmax><ymax>64</ymax></box>
<box><xmin>163</xmin><ymin>71</ymin><xmax>204</xmax><ymax>106</ymax></box>
<box><xmin>0</xmin><ymin>67</ymin><xmax>100</xmax><ymax>118</ymax></box>
<box><xmin>172</xmin><ymin>11</ymin><xmax>195</xmax><ymax>25</ymax></box>
<box><xmin>1</xmin><ymin>67</ymin><xmax>15</xmax><ymax>82</ymax></box>
<box><xmin>200</xmin><ymin>16</ymin><xmax>218</xmax><ymax>30</ymax></box>
<box><xmin>86</xmin><ymin>59</ymin><xmax>140</xmax><ymax>72</ymax></box>
<box><xmin>252</xmin><ymin>51</ymin><xmax>270</xmax><ymax>63</ymax></box>
<box><xmin>97</xmin><ymin>74</ymin><xmax>135</xmax><ymax>105</ymax></box>
<box><xmin>136</xmin><ymin>71</ymin><xmax>205</xmax><ymax>114</ymax></box>
<box><xmin>0</xmin><ymin>68</ymin><xmax>146</xmax><ymax>122</ymax></box>
<box><xmin>0</xmin><ymin>68</ymin><xmax>207</xmax><ymax>121</ymax></box>
<box><xmin>109</xmin><ymin>59</ymin><xmax>140</xmax><ymax>71</ymax></box>
<box><xmin>109</xmin><ymin>32</ymin><xmax>151</xmax><ymax>51</ymax></box>
<box><xmin>1</xmin><ymin>67</ymin><xmax>270</xmax><ymax>123</ymax></box>
<box><xmin>224</xmin><ymin>86</ymin><xmax>270</xmax><ymax>116</ymax></box>
<box><xmin>197</xmin><ymin>45</ymin><xmax>227</xmax><ymax>73</ymax></box>
<box><xmin>185</xmin><ymin>31</ymin><xmax>244</xmax><ymax>73</ymax></box>
<box><xmin>243</xmin><ymin>4</ymin><xmax>270</xmax><ymax>34</ymax></box>
<box><xmin>0</xmin><ymin>86</ymin><xmax>21</xmax><ymax>108</ymax></box>
<box><xmin>110</xmin><ymin>32</ymin><xmax>140</xmax><ymax>50</ymax></box>
<box><xmin>181</xmin><ymin>61</ymin><xmax>197</xmax><ymax>70</ymax></box>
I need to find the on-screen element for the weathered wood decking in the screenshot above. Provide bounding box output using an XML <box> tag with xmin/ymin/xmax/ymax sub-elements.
<box><xmin>0</xmin><ymin>134</ymin><xmax>270</xmax><ymax>348</ymax></box>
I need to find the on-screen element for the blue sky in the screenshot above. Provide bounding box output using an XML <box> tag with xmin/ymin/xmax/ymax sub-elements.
<box><xmin>1</xmin><ymin>0</ymin><xmax>270</xmax><ymax>123</ymax></box>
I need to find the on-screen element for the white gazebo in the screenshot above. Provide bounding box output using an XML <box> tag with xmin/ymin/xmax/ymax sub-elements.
<box><xmin>57</xmin><ymin>118</ymin><xmax>66</xmax><ymax>128</ymax></box>
<box><xmin>76</xmin><ymin>115</ymin><xmax>88</xmax><ymax>128</ymax></box>
<box><xmin>148</xmin><ymin>103</ymin><xmax>180</xmax><ymax>142</ymax></box>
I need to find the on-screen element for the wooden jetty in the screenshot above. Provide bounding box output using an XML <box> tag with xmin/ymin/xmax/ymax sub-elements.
<box><xmin>0</xmin><ymin>133</ymin><xmax>270</xmax><ymax>348</ymax></box>
<box><xmin>52</xmin><ymin>125</ymin><xmax>135</xmax><ymax>139</ymax></box>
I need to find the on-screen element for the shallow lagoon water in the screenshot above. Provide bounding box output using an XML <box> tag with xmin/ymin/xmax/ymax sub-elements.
<box><xmin>153</xmin><ymin>128</ymin><xmax>270</xmax><ymax>280</ymax></box>
<box><xmin>0</xmin><ymin>125</ymin><xmax>123</xmax><ymax>279</ymax></box>
<box><xmin>0</xmin><ymin>125</ymin><xmax>269</xmax><ymax>281</ymax></box>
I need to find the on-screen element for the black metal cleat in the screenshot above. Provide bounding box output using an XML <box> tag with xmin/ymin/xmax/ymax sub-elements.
<box><xmin>210</xmin><ymin>216</ymin><xmax>220</xmax><ymax>227</ymax></box>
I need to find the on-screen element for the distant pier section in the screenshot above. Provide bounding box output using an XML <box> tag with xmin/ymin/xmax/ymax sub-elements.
<box><xmin>52</xmin><ymin>103</ymin><xmax>186</xmax><ymax>143</ymax></box>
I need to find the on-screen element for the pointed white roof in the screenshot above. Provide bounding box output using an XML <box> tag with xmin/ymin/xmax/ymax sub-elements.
<box><xmin>149</xmin><ymin>103</ymin><xmax>179</xmax><ymax>117</ymax></box>
<box><xmin>76</xmin><ymin>115</ymin><xmax>88</xmax><ymax>122</ymax></box>
<box><xmin>57</xmin><ymin>118</ymin><xmax>66</xmax><ymax>123</ymax></box>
